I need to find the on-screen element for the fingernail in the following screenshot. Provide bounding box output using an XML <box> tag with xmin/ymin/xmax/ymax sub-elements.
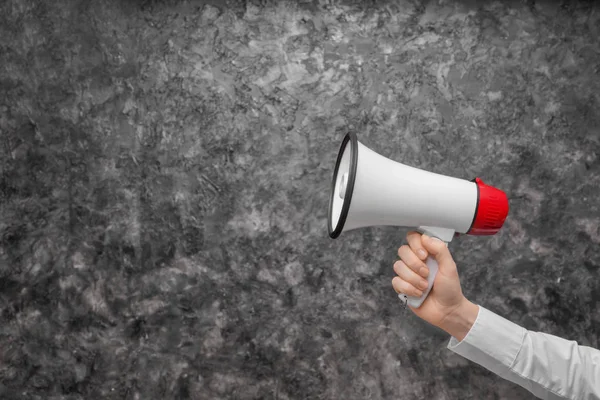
<box><xmin>417</xmin><ymin>249</ymin><xmax>427</xmax><ymax>259</ymax></box>
<box><xmin>419</xmin><ymin>267</ymin><xmax>429</xmax><ymax>278</ymax></box>
<box><xmin>419</xmin><ymin>280</ymin><xmax>428</xmax><ymax>290</ymax></box>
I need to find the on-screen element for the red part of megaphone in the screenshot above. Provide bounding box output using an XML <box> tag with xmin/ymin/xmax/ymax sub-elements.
<box><xmin>467</xmin><ymin>178</ymin><xmax>509</xmax><ymax>236</ymax></box>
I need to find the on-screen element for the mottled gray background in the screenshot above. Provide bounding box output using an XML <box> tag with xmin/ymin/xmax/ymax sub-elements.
<box><xmin>1</xmin><ymin>0</ymin><xmax>599</xmax><ymax>399</ymax></box>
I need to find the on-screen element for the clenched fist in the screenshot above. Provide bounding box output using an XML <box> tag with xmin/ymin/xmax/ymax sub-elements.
<box><xmin>392</xmin><ymin>231</ymin><xmax>479</xmax><ymax>341</ymax></box>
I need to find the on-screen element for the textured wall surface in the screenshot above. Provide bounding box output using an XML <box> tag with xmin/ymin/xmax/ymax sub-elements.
<box><xmin>1</xmin><ymin>0</ymin><xmax>600</xmax><ymax>399</ymax></box>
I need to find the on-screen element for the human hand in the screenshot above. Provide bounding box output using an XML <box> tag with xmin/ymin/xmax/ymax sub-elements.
<box><xmin>391</xmin><ymin>231</ymin><xmax>478</xmax><ymax>340</ymax></box>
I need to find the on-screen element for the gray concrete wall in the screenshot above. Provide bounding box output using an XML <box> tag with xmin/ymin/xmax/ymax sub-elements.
<box><xmin>1</xmin><ymin>1</ymin><xmax>599</xmax><ymax>398</ymax></box>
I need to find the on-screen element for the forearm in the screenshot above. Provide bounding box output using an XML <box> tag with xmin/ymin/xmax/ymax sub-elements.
<box><xmin>512</xmin><ymin>329</ymin><xmax>600</xmax><ymax>399</ymax></box>
<box><xmin>444</xmin><ymin>304</ymin><xmax>600</xmax><ymax>400</ymax></box>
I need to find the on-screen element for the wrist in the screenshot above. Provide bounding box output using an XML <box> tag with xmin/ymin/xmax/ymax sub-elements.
<box><xmin>438</xmin><ymin>298</ymin><xmax>479</xmax><ymax>342</ymax></box>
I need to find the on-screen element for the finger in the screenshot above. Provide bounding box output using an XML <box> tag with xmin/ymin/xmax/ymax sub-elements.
<box><xmin>421</xmin><ymin>235</ymin><xmax>455</xmax><ymax>270</ymax></box>
<box><xmin>393</xmin><ymin>260</ymin><xmax>429</xmax><ymax>292</ymax></box>
<box><xmin>397</xmin><ymin>245</ymin><xmax>429</xmax><ymax>279</ymax></box>
<box><xmin>392</xmin><ymin>276</ymin><xmax>423</xmax><ymax>298</ymax></box>
<box><xmin>406</xmin><ymin>231</ymin><xmax>428</xmax><ymax>260</ymax></box>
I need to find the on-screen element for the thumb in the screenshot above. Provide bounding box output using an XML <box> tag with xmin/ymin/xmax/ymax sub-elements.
<box><xmin>421</xmin><ymin>235</ymin><xmax>455</xmax><ymax>271</ymax></box>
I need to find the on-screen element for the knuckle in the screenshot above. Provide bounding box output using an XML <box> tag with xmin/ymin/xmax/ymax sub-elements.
<box><xmin>402</xmin><ymin>281</ymin><xmax>421</xmax><ymax>296</ymax></box>
<box><xmin>397</xmin><ymin>265</ymin><xmax>410</xmax><ymax>279</ymax></box>
<box><xmin>408</xmin><ymin>275</ymin><xmax>422</xmax><ymax>288</ymax></box>
<box><xmin>396</xmin><ymin>264</ymin><xmax>412</xmax><ymax>279</ymax></box>
<box><xmin>399</xmin><ymin>245</ymin><xmax>414</xmax><ymax>260</ymax></box>
<box><xmin>392</xmin><ymin>277</ymin><xmax>403</xmax><ymax>292</ymax></box>
<box><xmin>398</xmin><ymin>279</ymin><xmax>409</xmax><ymax>292</ymax></box>
<box><xmin>407</xmin><ymin>272</ymin><xmax>421</xmax><ymax>285</ymax></box>
<box><xmin>408</xmin><ymin>231</ymin><xmax>420</xmax><ymax>241</ymax></box>
<box><xmin>408</xmin><ymin>258</ymin><xmax>421</xmax><ymax>268</ymax></box>
<box><xmin>404</xmin><ymin>255</ymin><xmax>422</xmax><ymax>269</ymax></box>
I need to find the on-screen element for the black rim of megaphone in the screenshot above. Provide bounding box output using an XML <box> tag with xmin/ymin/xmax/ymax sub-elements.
<box><xmin>328</xmin><ymin>132</ymin><xmax>358</xmax><ymax>238</ymax></box>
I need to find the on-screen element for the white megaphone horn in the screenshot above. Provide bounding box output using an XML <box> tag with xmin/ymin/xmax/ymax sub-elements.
<box><xmin>328</xmin><ymin>133</ymin><xmax>509</xmax><ymax>308</ymax></box>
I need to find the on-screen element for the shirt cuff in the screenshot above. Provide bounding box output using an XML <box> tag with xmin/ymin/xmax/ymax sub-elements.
<box><xmin>447</xmin><ymin>305</ymin><xmax>526</xmax><ymax>377</ymax></box>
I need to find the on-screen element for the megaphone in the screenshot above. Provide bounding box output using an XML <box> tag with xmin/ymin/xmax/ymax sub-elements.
<box><xmin>328</xmin><ymin>133</ymin><xmax>509</xmax><ymax>308</ymax></box>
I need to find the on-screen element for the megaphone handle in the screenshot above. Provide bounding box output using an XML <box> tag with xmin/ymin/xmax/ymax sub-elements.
<box><xmin>399</xmin><ymin>227</ymin><xmax>453</xmax><ymax>308</ymax></box>
<box><xmin>404</xmin><ymin>256</ymin><xmax>439</xmax><ymax>308</ymax></box>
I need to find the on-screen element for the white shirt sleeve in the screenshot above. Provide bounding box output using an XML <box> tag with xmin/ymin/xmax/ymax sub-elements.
<box><xmin>447</xmin><ymin>305</ymin><xmax>600</xmax><ymax>399</ymax></box>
